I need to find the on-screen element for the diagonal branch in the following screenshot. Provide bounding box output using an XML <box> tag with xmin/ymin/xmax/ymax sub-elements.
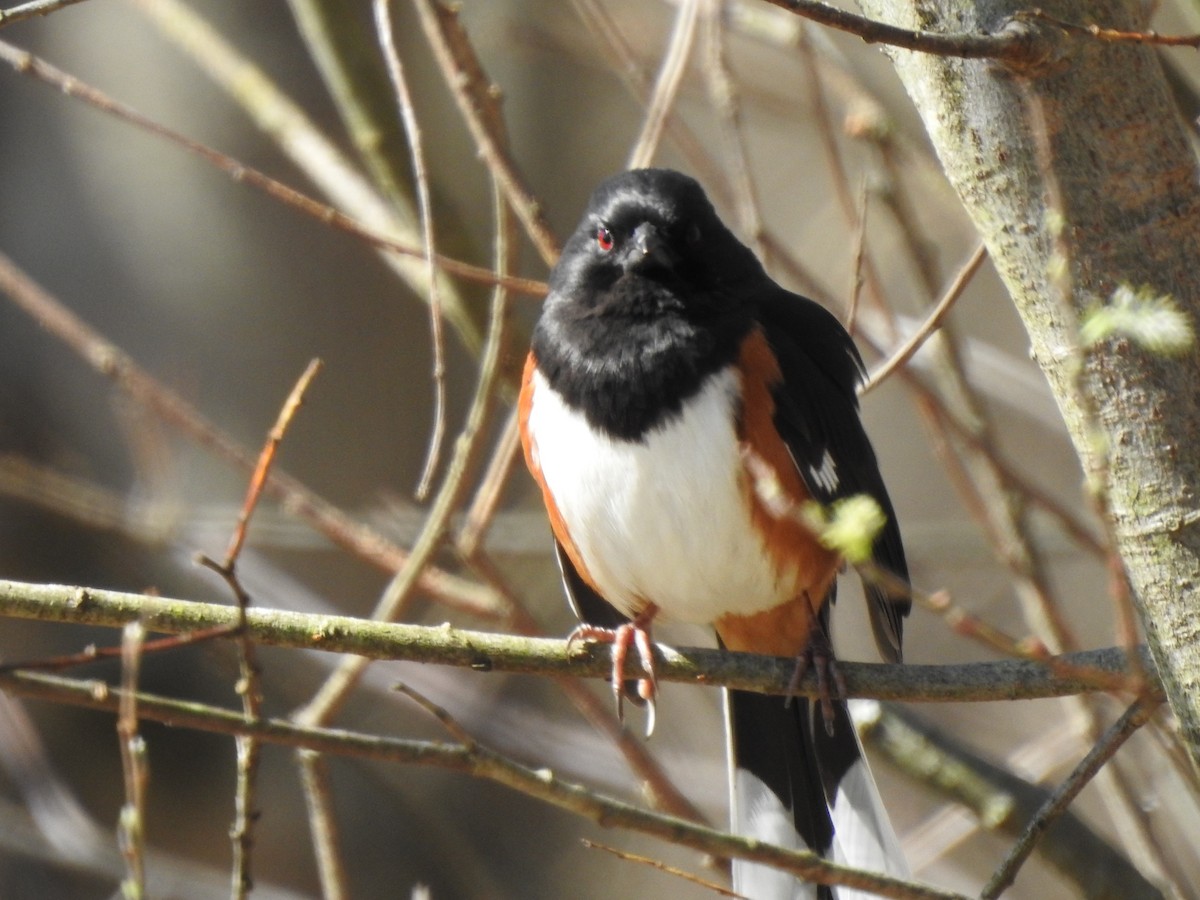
<box><xmin>1</xmin><ymin>667</ymin><xmax>967</xmax><ymax>900</ymax></box>
<box><xmin>981</xmin><ymin>695</ymin><xmax>1164</xmax><ymax>898</ymax></box>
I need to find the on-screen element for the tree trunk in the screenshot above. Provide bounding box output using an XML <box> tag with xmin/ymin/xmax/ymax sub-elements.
<box><xmin>854</xmin><ymin>0</ymin><xmax>1200</xmax><ymax>762</ymax></box>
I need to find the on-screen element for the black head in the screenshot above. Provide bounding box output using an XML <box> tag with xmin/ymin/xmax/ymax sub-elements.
<box><xmin>533</xmin><ymin>169</ymin><xmax>764</xmax><ymax>440</ymax></box>
<box><xmin>548</xmin><ymin>168</ymin><xmax>765</xmax><ymax>320</ymax></box>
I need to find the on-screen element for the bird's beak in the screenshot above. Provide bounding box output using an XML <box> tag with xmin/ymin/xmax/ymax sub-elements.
<box><xmin>626</xmin><ymin>222</ymin><xmax>674</xmax><ymax>272</ymax></box>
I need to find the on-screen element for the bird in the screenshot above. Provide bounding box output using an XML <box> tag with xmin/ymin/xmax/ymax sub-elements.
<box><xmin>518</xmin><ymin>168</ymin><xmax>911</xmax><ymax>897</ymax></box>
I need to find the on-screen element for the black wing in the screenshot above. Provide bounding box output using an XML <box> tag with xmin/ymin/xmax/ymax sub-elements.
<box><xmin>757</xmin><ymin>289</ymin><xmax>910</xmax><ymax>663</ymax></box>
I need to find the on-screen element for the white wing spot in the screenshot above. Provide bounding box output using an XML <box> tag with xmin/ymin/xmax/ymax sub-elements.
<box><xmin>809</xmin><ymin>449</ymin><xmax>839</xmax><ymax>494</ymax></box>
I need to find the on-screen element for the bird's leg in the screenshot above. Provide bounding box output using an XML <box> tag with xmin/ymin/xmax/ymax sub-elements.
<box><xmin>786</xmin><ymin>595</ymin><xmax>846</xmax><ymax>735</ymax></box>
<box><xmin>567</xmin><ymin>603</ymin><xmax>660</xmax><ymax>735</ymax></box>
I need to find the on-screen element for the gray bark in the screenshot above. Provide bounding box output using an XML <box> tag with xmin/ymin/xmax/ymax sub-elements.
<box><xmin>853</xmin><ymin>0</ymin><xmax>1200</xmax><ymax>762</ymax></box>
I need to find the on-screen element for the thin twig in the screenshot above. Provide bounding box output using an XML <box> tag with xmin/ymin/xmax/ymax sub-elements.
<box><xmin>455</xmin><ymin>186</ymin><xmax>524</xmax><ymax>566</ymax></box>
<box><xmin>581</xmin><ymin>839</ymin><xmax>748</xmax><ymax>898</ymax></box>
<box><xmin>844</xmin><ymin>177</ymin><xmax>869</xmax><ymax>336</ymax></box>
<box><xmin>861</xmin><ymin>241</ymin><xmax>987</xmax><ymax>394</ymax></box>
<box><xmin>194</xmin><ymin>547</ymin><xmax>263</xmax><ymax>896</ymax></box>
<box><xmin>627</xmin><ymin>0</ymin><xmax>701</xmax><ymax>169</ymax></box>
<box><xmin>198</xmin><ymin>359</ymin><xmax>320</xmax><ymax>900</ymax></box>
<box><xmin>0</xmin><ymin>36</ymin><xmax>544</xmax><ymax>300</ymax></box>
<box><xmin>293</xmin><ymin>179</ymin><xmax>514</xmax><ymax>729</ymax></box>
<box><xmin>569</xmin><ymin>0</ymin><xmax>739</xmax><ymax>205</ymax></box>
<box><xmin>795</xmin><ymin>23</ymin><xmax>891</xmax><ymax>324</ymax></box>
<box><xmin>0</xmin><ymin>0</ymin><xmax>88</xmax><ymax>27</ymax></box>
<box><xmin>223</xmin><ymin>359</ymin><xmax>324</xmax><ymax>569</ymax></box>
<box><xmin>0</xmin><ymin>626</ymin><xmax>234</xmax><ymax>674</ymax></box>
<box><xmin>127</xmin><ymin>0</ymin><xmax>485</xmax><ymax>352</ymax></box>
<box><xmin>116</xmin><ymin>623</ymin><xmax>148</xmax><ymax>900</ymax></box>
<box><xmin>7</xmin><ymin>36</ymin><xmax>539</xmax><ymax>299</ymax></box>
<box><xmin>862</xmin><ymin>130</ymin><xmax>945</xmax><ymax>300</ymax></box>
<box><xmin>699</xmin><ymin>0</ymin><xmax>765</xmax><ymax>259</ymax></box>
<box><xmin>981</xmin><ymin>695</ymin><xmax>1163</xmax><ymax>898</ymax></box>
<box><xmin>284</xmin><ymin>0</ymin><xmax>416</xmax><ymax>215</ymax></box>
<box><xmin>1021</xmin><ymin>9</ymin><xmax>1200</xmax><ymax>48</ymax></box>
<box><xmin>455</xmin><ymin>408</ymin><xmax>522</xmax><ymax>560</ymax></box>
<box><xmin>296</xmin><ymin>750</ymin><xmax>349</xmax><ymax>900</ymax></box>
<box><xmin>374</xmin><ymin>0</ymin><xmax>447</xmax><ymax>500</ymax></box>
<box><xmin>394</xmin><ymin>682</ymin><xmax>476</xmax><ymax>747</ymax></box>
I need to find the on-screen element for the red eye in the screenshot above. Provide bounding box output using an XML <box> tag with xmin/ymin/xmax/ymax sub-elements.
<box><xmin>595</xmin><ymin>226</ymin><xmax>614</xmax><ymax>252</ymax></box>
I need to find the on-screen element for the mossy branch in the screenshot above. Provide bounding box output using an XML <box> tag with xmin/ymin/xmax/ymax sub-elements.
<box><xmin>0</xmin><ymin>578</ymin><xmax>1153</xmax><ymax>702</ymax></box>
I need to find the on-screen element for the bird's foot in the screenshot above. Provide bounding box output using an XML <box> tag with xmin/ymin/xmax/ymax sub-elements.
<box><xmin>786</xmin><ymin>610</ymin><xmax>846</xmax><ymax>736</ymax></box>
<box><xmin>567</xmin><ymin>605</ymin><xmax>659</xmax><ymax>735</ymax></box>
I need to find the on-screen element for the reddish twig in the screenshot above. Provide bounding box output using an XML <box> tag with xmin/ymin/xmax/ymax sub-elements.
<box><xmin>581</xmin><ymin>839</ymin><xmax>747</xmax><ymax>898</ymax></box>
<box><xmin>0</xmin><ymin>625</ymin><xmax>234</xmax><ymax>674</ymax></box>
<box><xmin>1021</xmin><ymin>9</ymin><xmax>1200</xmax><ymax>48</ymax></box>
<box><xmin>223</xmin><ymin>359</ymin><xmax>324</xmax><ymax>570</ymax></box>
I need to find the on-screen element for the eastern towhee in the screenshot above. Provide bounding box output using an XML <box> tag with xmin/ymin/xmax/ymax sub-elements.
<box><xmin>519</xmin><ymin>169</ymin><xmax>910</xmax><ymax>897</ymax></box>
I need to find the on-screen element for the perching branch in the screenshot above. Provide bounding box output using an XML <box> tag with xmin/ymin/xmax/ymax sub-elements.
<box><xmin>0</xmin><ymin>578</ymin><xmax>1155</xmax><ymax>702</ymax></box>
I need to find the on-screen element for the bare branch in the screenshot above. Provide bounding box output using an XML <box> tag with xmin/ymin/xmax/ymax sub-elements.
<box><xmin>0</xmin><ymin>0</ymin><xmax>89</xmax><ymax>28</ymax></box>
<box><xmin>2</xmin><ymin>667</ymin><xmax>968</xmax><ymax>900</ymax></box>
<box><xmin>0</xmin><ymin>578</ymin><xmax>1156</xmax><ymax>702</ymax></box>
<box><xmin>757</xmin><ymin>0</ymin><xmax>1053</xmax><ymax>63</ymax></box>
<box><xmin>982</xmin><ymin>695</ymin><xmax>1164</xmax><ymax>898</ymax></box>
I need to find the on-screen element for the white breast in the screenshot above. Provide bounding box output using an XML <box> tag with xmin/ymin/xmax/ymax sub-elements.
<box><xmin>527</xmin><ymin>369</ymin><xmax>796</xmax><ymax>624</ymax></box>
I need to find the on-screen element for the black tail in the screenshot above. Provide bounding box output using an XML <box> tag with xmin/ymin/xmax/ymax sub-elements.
<box><xmin>726</xmin><ymin>689</ymin><xmax>907</xmax><ymax>898</ymax></box>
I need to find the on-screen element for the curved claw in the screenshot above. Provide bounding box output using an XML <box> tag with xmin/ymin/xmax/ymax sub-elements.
<box><xmin>565</xmin><ymin>606</ymin><xmax>660</xmax><ymax>734</ymax></box>
<box><xmin>785</xmin><ymin>600</ymin><xmax>844</xmax><ymax>735</ymax></box>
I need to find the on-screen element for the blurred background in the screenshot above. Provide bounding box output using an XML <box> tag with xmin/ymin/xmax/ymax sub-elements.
<box><xmin>1</xmin><ymin>0</ymin><xmax>1198</xmax><ymax>897</ymax></box>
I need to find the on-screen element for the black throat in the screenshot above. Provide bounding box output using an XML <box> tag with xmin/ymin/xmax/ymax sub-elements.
<box><xmin>532</xmin><ymin>283</ymin><xmax>753</xmax><ymax>442</ymax></box>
